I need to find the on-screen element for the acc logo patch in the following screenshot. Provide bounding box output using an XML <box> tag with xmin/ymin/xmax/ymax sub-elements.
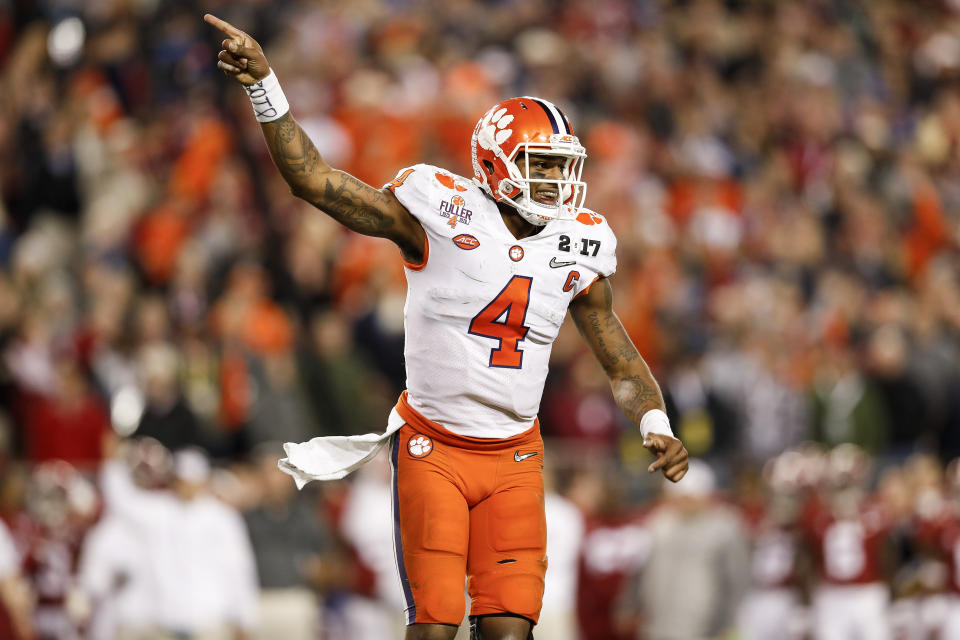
<box><xmin>453</xmin><ymin>234</ymin><xmax>480</xmax><ymax>250</ymax></box>
<box><xmin>509</xmin><ymin>245</ymin><xmax>524</xmax><ymax>261</ymax></box>
<box><xmin>407</xmin><ymin>434</ymin><xmax>433</xmax><ymax>458</ymax></box>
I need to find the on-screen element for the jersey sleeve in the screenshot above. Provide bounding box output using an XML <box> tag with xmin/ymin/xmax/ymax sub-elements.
<box><xmin>384</xmin><ymin>163</ymin><xmax>461</xmax><ymax>229</ymax></box>
<box><xmin>384</xmin><ymin>165</ymin><xmax>425</xmax><ymax>205</ymax></box>
<box><xmin>385</xmin><ymin>164</ymin><xmax>468</xmax><ymax>270</ymax></box>
<box><xmin>570</xmin><ymin>210</ymin><xmax>618</xmax><ymax>298</ymax></box>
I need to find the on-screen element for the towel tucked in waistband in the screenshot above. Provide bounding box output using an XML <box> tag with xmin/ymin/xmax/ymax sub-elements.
<box><xmin>278</xmin><ymin>407</ymin><xmax>405</xmax><ymax>489</ymax></box>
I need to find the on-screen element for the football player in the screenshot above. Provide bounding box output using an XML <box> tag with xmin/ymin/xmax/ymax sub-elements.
<box><xmin>803</xmin><ymin>444</ymin><xmax>893</xmax><ymax>640</ymax></box>
<box><xmin>737</xmin><ymin>451</ymin><xmax>812</xmax><ymax>640</ymax></box>
<box><xmin>21</xmin><ymin>462</ymin><xmax>99</xmax><ymax>640</ymax></box>
<box><xmin>914</xmin><ymin>458</ymin><xmax>960</xmax><ymax>638</ymax></box>
<box><xmin>205</xmin><ymin>14</ymin><xmax>688</xmax><ymax>640</ymax></box>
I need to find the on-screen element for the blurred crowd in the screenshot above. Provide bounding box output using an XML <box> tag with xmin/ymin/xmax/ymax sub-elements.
<box><xmin>2</xmin><ymin>0</ymin><xmax>960</xmax><ymax>637</ymax></box>
<box><xmin>567</xmin><ymin>444</ymin><xmax>960</xmax><ymax>640</ymax></box>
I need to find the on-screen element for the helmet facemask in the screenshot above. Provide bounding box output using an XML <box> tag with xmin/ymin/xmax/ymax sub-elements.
<box><xmin>498</xmin><ymin>138</ymin><xmax>587</xmax><ymax>226</ymax></box>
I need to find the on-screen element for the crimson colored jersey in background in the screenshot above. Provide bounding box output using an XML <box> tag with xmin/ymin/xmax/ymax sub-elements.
<box><xmin>576</xmin><ymin>510</ymin><xmax>649</xmax><ymax>640</ymax></box>
<box><xmin>803</xmin><ymin>496</ymin><xmax>891</xmax><ymax>585</ymax></box>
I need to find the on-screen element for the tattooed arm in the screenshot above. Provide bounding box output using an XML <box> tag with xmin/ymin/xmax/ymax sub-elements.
<box><xmin>205</xmin><ymin>14</ymin><xmax>425</xmax><ymax>263</ymax></box>
<box><xmin>260</xmin><ymin>116</ymin><xmax>425</xmax><ymax>260</ymax></box>
<box><xmin>569</xmin><ymin>278</ymin><xmax>688</xmax><ymax>481</ymax></box>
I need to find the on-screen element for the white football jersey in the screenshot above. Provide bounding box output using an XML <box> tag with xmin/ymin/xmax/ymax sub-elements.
<box><xmin>387</xmin><ymin>164</ymin><xmax>617</xmax><ymax>438</ymax></box>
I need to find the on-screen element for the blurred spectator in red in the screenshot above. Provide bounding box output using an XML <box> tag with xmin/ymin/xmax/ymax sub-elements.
<box><xmin>19</xmin><ymin>461</ymin><xmax>99</xmax><ymax>640</ymax></box>
<box><xmin>737</xmin><ymin>452</ymin><xmax>811</xmax><ymax>640</ymax></box>
<box><xmin>803</xmin><ymin>444</ymin><xmax>894</xmax><ymax>640</ymax></box>
<box><xmin>541</xmin><ymin>352</ymin><xmax>622</xmax><ymax>452</ymax></box>
<box><xmin>15</xmin><ymin>355</ymin><xmax>108</xmax><ymax>470</ymax></box>
<box><xmin>570</xmin><ymin>467</ymin><xmax>649</xmax><ymax>640</ymax></box>
<box><xmin>914</xmin><ymin>458</ymin><xmax>960</xmax><ymax>638</ymax></box>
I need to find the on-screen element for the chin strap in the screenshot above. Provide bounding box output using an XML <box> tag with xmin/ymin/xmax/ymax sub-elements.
<box><xmin>498</xmin><ymin>182</ymin><xmax>550</xmax><ymax>226</ymax></box>
<box><xmin>515</xmin><ymin>207</ymin><xmax>550</xmax><ymax>227</ymax></box>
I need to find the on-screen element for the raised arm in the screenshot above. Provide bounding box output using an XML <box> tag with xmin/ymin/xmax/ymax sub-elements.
<box><xmin>569</xmin><ymin>278</ymin><xmax>688</xmax><ymax>481</ymax></box>
<box><xmin>203</xmin><ymin>14</ymin><xmax>425</xmax><ymax>263</ymax></box>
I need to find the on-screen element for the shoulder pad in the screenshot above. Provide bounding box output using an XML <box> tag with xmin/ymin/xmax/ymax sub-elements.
<box><xmin>573</xmin><ymin>208</ymin><xmax>608</xmax><ymax>227</ymax></box>
<box><xmin>385</xmin><ymin>164</ymin><xmax>480</xmax><ymax>230</ymax></box>
<box><xmin>385</xmin><ymin>164</ymin><xmax>473</xmax><ymax>195</ymax></box>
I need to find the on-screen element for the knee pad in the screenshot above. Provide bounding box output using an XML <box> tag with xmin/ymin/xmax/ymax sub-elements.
<box><xmin>412</xmin><ymin>570</ymin><xmax>467</xmax><ymax>624</ymax></box>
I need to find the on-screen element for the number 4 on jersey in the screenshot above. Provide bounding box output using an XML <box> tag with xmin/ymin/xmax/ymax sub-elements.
<box><xmin>468</xmin><ymin>276</ymin><xmax>532</xmax><ymax>368</ymax></box>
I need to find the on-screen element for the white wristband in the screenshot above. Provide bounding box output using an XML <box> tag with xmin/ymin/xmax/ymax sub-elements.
<box><xmin>244</xmin><ymin>70</ymin><xmax>289</xmax><ymax>123</ymax></box>
<box><xmin>639</xmin><ymin>409</ymin><xmax>674</xmax><ymax>440</ymax></box>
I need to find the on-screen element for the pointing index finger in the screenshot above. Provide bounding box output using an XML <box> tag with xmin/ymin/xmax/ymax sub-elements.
<box><xmin>204</xmin><ymin>13</ymin><xmax>244</xmax><ymax>39</ymax></box>
<box><xmin>647</xmin><ymin>452</ymin><xmax>667</xmax><ymax>473</ymax></box>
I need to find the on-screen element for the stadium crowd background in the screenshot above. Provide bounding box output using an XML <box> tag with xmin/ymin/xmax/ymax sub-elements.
<box><xmin>2</xmin><ymin>0</ymin><xmax>960</xmax><ymax>638</ymax></box>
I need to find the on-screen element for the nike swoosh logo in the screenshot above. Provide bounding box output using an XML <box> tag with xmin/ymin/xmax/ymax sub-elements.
<box><xmin>514</xmin><ymin>450</ymin><xmax>538</xmax><ymax>462</ymax></box>
<box><xmin>549</xmin><ymin>257</ymin><xmax>577</xmax><ymax>268</ymax></box>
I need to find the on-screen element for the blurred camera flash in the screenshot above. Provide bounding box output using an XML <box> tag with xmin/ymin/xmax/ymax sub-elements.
<box><xmin>111</xmin><ymin>385</ymin><xmax>145</xmax><ymax>437</ymax></box>
<box><xmin>48</xmin><ymin>17</ymin><xmax>85</xmax><ymax>67</ymax></box>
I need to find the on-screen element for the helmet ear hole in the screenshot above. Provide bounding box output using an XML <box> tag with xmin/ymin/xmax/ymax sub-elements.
<box><xmin>482</xmin><ymin>160</ymin><xmax>494</xmax><ymax>175</ymax></box>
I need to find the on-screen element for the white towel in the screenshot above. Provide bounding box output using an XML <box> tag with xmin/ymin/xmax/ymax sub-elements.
<box><xmin>278</xmin><ymin>408</ymin><xmax>405</xmax><ymax>489</ymax></box>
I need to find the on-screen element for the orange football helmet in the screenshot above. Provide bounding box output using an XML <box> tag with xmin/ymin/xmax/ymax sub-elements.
<box><xmin>471</xmin><ymin>96</ymin><xmax>587</xmax><ymax>226</ymax></box>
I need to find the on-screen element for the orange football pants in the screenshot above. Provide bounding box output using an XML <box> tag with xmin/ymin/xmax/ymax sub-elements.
<box><xmin>390</xmin><ymin>392</ymin><xmax>547</xmax><ymax>626</ymax></box>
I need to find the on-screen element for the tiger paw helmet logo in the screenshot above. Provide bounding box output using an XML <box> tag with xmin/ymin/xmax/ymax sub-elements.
<box><xmin>407</xmin><ymin>434</ymin><xmax>433</xmax><ymax>458</ymax></box>
<box><xmin>477</xmin><ymin>107</ymin><xmax>515</xmax><ymax>152</ymax></box>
